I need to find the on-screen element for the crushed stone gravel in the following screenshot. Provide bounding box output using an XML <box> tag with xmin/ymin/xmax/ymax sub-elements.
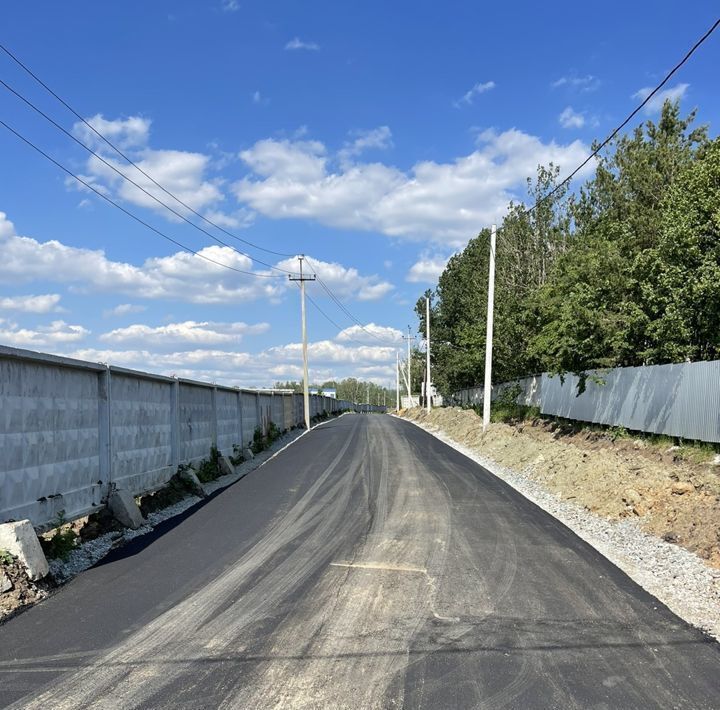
<box><xmin>397</xmin><ymin>413</ymin><xmax>720</xmax><ymax>641</ymax></box>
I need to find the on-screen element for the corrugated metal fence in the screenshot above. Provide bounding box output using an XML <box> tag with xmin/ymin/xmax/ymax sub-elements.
<box><xmin>452</xmin><ymin>360</ymin><xmax>720</xmax><ymax>444</ymax></box>
<box><xmin>0</xmin><ymin>345</ymin><xmax>384</xmax><ymax>529</ymax></box>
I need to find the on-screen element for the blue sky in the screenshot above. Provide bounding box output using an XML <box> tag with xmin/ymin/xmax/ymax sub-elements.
<box><xmin>0</xmin><ymin>1</ymin><xmax>718</xmax><ymax>387</ymax></box>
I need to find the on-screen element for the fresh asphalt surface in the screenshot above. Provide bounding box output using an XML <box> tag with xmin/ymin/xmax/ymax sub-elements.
<box><xmin>1</xmin><ymin>414</ymin><xmax>718</xmax><ymax>709</ymax></box>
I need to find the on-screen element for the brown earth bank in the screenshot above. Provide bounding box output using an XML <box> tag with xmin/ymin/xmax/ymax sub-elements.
<box><xmin>401</xmin><ymin>407</ymin><xmax>720</xmax><ymax>570</ymax></box>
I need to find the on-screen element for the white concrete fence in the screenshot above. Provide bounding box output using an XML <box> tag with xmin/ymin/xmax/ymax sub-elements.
<box><xmin>0</xmin><ymin>344</ymin><xmax>384</xmax><ymax>530</ymax></box>
<box><xmin>451</xmin><ymin>359</ymin><xmax>720</xmax><ymax>444</ymax></box>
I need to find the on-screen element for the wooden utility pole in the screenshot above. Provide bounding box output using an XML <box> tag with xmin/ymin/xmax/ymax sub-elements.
<box><xmin>288</xmin><ymin>255</ymin><xmax>315</xmax><ymax>429</ymax></box>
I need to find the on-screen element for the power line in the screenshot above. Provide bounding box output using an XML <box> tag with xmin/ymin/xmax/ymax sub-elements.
<box><xmin>0</xmin><ymin>41</ymin><xmax>295</xmax><ymax>259</ymax></box>
<box><xmin>290</xmin><ymin>281</ymin><xmax>386</xmax><ymax>349</ymax></box>
<box><xmin>0</xmin><ymin>117</ymin><xmax>283</xmax><ymax>279</ymax></box>
<box><xmin>304</xmin><ymin>256</ymin><xmax>402</xmax><ymax>347</ymax></box>
<box><xmin>506</xmin><ymin>16</ymin><xmax>720</xmax><ymax>229</ymax></box>
<box><xmin>0</xmin><ymin>76</ymin><xmax>300</xmax><ymax>276</ymax></box>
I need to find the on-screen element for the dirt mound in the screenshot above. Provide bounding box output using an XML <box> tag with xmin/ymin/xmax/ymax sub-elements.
<box><xmin>402</xmin><ymin>407</ymin><xmax>720</xmax><ymax>569</ymax></box>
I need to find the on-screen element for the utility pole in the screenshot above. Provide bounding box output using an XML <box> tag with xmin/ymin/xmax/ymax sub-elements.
<box><xmin>288</xmin><ymin>255</ymin><xmax>316</xmax><ymax>430</ymax></box>
<box><xmin>425</xmin><ymin>296</ymin><xmax>431</xmax><ymax>413</ymax></box>
<box><xmin>395</xmin><ymin>350</ymin><xmax>400</xmax><ymax>410</ymax></box>
<box><xmin>483</xmin><ymin>225</ymin><xmax>496</xmax><ymax>432</ymax></box>
<box><xmin>403</xmin><ymin>326</ymin><xmax>414</xmax><ymax>407</ymax></box>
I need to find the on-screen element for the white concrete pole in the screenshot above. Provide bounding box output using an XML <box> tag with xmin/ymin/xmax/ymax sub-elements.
<box><xmin>482</xmin><ymin>224</ymin><xmax>496</xmax><ymax>432</ymax></box>
<box><xmin>407</xmin><ymin>326</ymin><xmax>412</xmax><ymax>406</ymax></box>
<box><xmin>426</xmin><ymin>296</ymin><xmax>431</xmax><ymax>413</ymax></box>
<box><xmin>300</xmin><ymin>262</ymin><xmax>310</xmax><ymax>430</ymax></box>
<box><xmin>289</xmin><ymin>256</ymin><xmax>315</xmax><ymax>429</ymax></box>
<box><xmin>396</xmin><ymin>350</ymin><xmax>400</xmax><ymax>410</ymax></box>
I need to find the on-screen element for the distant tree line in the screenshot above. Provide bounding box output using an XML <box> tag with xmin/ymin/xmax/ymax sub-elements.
<box><xmin>416</xmin><ymin>101</ymin><xmax>720</xmax><ymax>395</ymax></box>
<box><xmin>274</xmin><ymin>378</ymin><xmax>396</xmax><ymax>406</ymax></box>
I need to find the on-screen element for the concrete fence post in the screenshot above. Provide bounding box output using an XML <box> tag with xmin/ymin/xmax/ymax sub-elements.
<box><xmin>237</xmin><ymin>390</ymin><xmax>244</xmax><ymax>449</ymax></box>
<box><xmin>98</xmin><ymin>367</ymin><xmax>112</xmax><ymax>493</ymax></box>
<box><xmin>170</xmin><ymin>379</ymin><xmax>180</xmax><ymax>469</ymax></box>
<box><xmin>255</xmin><ymin>392</ymin><xmax>262</xmax><ymax>435</ymax></box>
<box><xmin>211</xmin><ymin>386</ymin><xmax>218</xmax><ymax>449</ymax></box>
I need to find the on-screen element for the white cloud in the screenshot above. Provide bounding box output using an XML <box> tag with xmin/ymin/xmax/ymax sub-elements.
<box><xmin>285</xmin><ymin>37</ymin><xmax>320</xmax><ymax>51</ymax></box>
<box><xmin>335</xmin><ymin>323</ymin><xmax>403</xmax><ymax>344</ymax></box>
<box><xmin>221</xmin><ymin>0</ymin><xmax>239</xmax><ymax>11</ymax></box>
<box><xmin>0</xmin><ymin>294</ymin><xmax>63</xmax><ymax>313</ymax></box>
<box><xmin>406</xmin><ymin>254</ymin><xmax>449</xmax><ymax>283</ymax></box>
<box><xmin>68</xmin><ymin>331</ymin><xmax>400</xmax><ymax>387</ymax></box>
<box><xmin>100</xmin><ymin>320</ymin><xmax>269</xmax><ymax>347</ymax></box>
<box><xmin>454</xmin><ymin>81</ymin><xmax>495</xmax><ymax>107</ymax></box>
<box><xmin>73</xmin><ymin>114</ymin><xmax>151</xmax><ymax>151</ymax></box>
<box><xmin>234</xmin><ymin>129</ymin><xmax>591</xmax><ymax>246</ymax></box>
<box><xmin>0</xmin><ymin>211</ymin><xmax>283</xmax><ymax>304</ymax></box>
<box><xmin>71</xmin><ymin>116</ymin><xmax>229</xmax><ymax>222</ymax></box>
<box><xmin>275</xmin><ymin>255</ymin><xmax>393</xmax><ymax>301</ymax></box>
<box><xmin>558</xmin><ymin>106</ymin><xmax>585</xmax><ymax>129</ymax></box>
<box><xmin>633</xmin><ymin>83</ymin><xmax>689</xmax><ymax>115</ymax></box>
<box><xmin>339</xmin><ymin>127</ymin><xmax>393</xmax><ymax>165</ymax></box>
<box><xmin>103</xmin><ymin>303</ymin><xmax>147</xmax><ymax>317</ymax></box>
<box><xmin>0</xmin><ymin>212</ymin><xmax>390</xmax><ymax>308</ymax></box>
<box><xmin>0</xmin><ymin>319</ymin><xmax>89</xmax><ymax>349</ymax></box>
<box><xmin>551</xmin><ymin>75</ymin><xmax>599</xmax><ymax>92</ymax></box>
<box><xmin>252</xmin><ymin>90</ymin><xmax>269</xmax><ymax>106</ymax></box>
<box><xmin>239</xmin><ymin>138</ymin><xmax>327</xmax><ymax>181</ymax></box>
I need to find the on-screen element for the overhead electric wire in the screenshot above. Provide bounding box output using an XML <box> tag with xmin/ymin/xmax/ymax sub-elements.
<box><xmin>0</xmin><ymin>41</ymin><xmax>295</xmax><ymax>259</ymax></box>
<box><xmin>0</xmin><ymin>117</ymin><xmax>282</xmax><ymax>279</ymax></box>
<box><xmin>303</xmin><ymin>256</ymin><xmax>403</xmax><ymax>347</ymax></box>
<box><xmin>289</xmin><ymin>280</ymin><xmax>383</xmax><ymax>349</ymax></box>
<box><xmin>0</xmin><ymin>76</ymin><xmax>300</xmax><ymax>276</ymax></box>
<box><xmin>497</xmin><ymin>16</ymin><xmax>720</xmax><ymax>239</ymax></box>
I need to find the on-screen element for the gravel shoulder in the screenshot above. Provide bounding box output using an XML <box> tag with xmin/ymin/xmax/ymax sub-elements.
<box><xmin>397</xmin><ymin>408</ymin><xmax>720</xmax><ymax>640</ymax></box>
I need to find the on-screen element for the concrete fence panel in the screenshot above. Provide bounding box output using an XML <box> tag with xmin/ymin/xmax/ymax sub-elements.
<box><xmin>108</xmin><ymin>370</ymin><xmax>174</xmax><ymax>496</ymax></box>
<box><xmin>0</xmin><ymin>344</ymin><xmax>384</xmax><ymax>529</ymax></box>
<box><xmin>178</xmin><ymin>382</ymin><xmax>215</xmax><ymax>463</ymax></box>
<box><xmin>216</xmin><ymin>388</ymin><xmax>240</xmax><ymax>456</ymax></box>
<box><xmin>0</xmin><ymin>350</ymin><xmax>104</xmax><ymax>528</ymax></box>
<box><xmin>240</xmin><ymin>391</ymin><xmax>258</xmax><ymax>446</ymax></box>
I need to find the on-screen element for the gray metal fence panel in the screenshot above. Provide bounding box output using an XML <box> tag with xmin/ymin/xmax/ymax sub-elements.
<box><xmin>453</xmin><ymin>360</ymin><xmax>720</xmax><ymax>443</ymax></box>
<box><xmin>539</xmin><ymin>362</ymin><xmax>720</xmax><ymax>442</ymax></box>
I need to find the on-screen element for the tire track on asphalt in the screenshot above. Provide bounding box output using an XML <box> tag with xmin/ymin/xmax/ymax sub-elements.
<box><xmin>11</xmin><ymin>417</ymin><xmax>364</xmax><ymax>710</ymax></box>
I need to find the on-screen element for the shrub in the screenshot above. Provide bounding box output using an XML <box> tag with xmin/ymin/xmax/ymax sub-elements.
<box><xmin>230</xmin><ymin>444</ymin><xmax>245</xmax><ymax>466</ymax></box>
<box><xmin>196</xmin><ymin>445</ymin><xmax>221</xmax><ymax>483</ymax></box>
<box><xmin>40</xmin><ymin>511</ymin><xmax>78</xmax><ymax>561</ymax></box>
<box><xmin>250</xmin><ymin>426</ymin><xmax>264</xmax><ymax>454</ymax></box>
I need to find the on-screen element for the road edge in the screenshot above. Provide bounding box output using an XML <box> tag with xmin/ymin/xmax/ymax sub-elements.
<box><xmin>392</xmin><ymin>413</ymin><xmax>720</xmax><ymax>641</ymax></box>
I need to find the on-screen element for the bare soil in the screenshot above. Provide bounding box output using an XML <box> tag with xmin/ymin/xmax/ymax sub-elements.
<box><xmin>401</xmin><ymin>407</ymin><xmax>720</xmax><ymax>569</ymax></box>
<box><xmin>0</xmin><ymin>557</ymin><xmax>53</xmax><ymax>622</ymax></box>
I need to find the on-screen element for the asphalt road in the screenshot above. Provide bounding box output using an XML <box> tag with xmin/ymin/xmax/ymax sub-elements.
<box><xmin>1</xmin><ymin>413</ymin><xmax>718</xmax><ymax>709</ymax></box>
